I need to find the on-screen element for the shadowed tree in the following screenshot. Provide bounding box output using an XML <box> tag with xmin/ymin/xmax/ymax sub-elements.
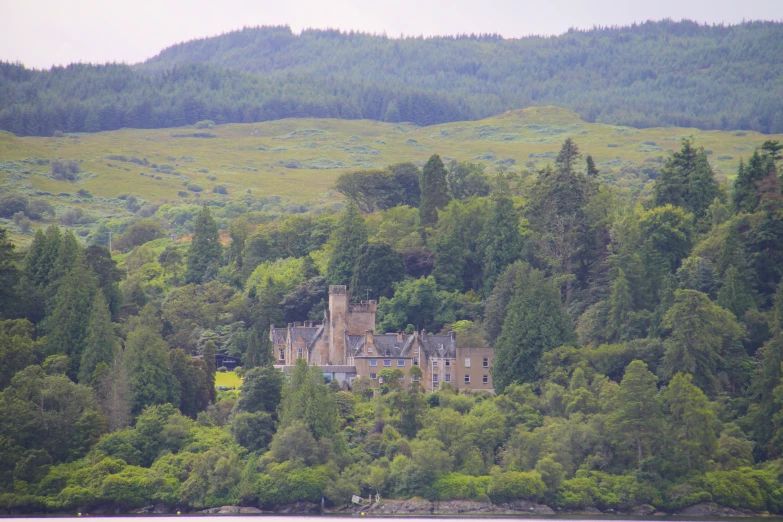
<box><xmin>185</xmin><ymin>206</ymin><xmax>222</xmax><ymax>284</ymax></box>
<box><xmin>419</xmin><ymin>154</ymin><xmax>451</xmax><ymax>227</ymax></box>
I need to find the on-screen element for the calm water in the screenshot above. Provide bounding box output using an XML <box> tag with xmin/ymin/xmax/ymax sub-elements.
<box><xmin>10</xmin><ymin>515</ymin><xmax>783</xmax><ymax>522</ymax></box>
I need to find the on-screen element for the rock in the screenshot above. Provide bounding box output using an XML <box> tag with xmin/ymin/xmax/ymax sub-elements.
<box><xmin>677</xmin><ymin>502</ymin><xmax>755</xmax><ymax>517</ymax></box>
<box><xmin>217</xmin><ymin>506</ymin><xmax>241</xmax><ymax>514</ymax></box>
<box><xmin>629</xmin><ymin>504</ymin><xmax>656</xmax><ymax>516</ymax></box>
<box><xmin>134</xmin><ymin>505</ymin><xmax>155</xmax><ymax>514</ymax></box>
<box><xmin>239</xmin><ymin>507</ymin><xmax>263</xmax><ymax>514</ymax></box>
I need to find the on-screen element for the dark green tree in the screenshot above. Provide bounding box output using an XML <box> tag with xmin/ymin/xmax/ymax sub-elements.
<box><xmin>732</xmin><ymin>152</ymin><xmax>775</xmax><ymax>213</ymax></box>
<box><xmin>390</xmin><ymin>162</ymin><xmax>422</xmax><ymax>208</ymax></box>
<box><xmin>478</xmin><ymin>178</ymin><xmax>522</xmax><ymax>296</ymax></box>
<box><xmin>586</xmin><ymin>154</ymin><xmax>599</xmax><ymax>177</ymax></box>
<box><xmin>185</xmin><ymin>205</ymin><xmax>222</xmax><ymax>284</ymax></box>
<box><xmin>419</xmin><ymin>154</ymin><xmax>451</xmax><ymax>227</ymax></box>
<box><xmin>278</xmin><ymin>358</ymin><xmax>339</xmax><ymax>439</ymax></box>
<box><xmin>717</xmin><ymin>265</ymin><xmax>756</xmax><ymax>319</ymax></box>
<box><xmin>0</xmin><ymin>226</ymin><xmax>18</xmax><ymax>317</ymax></box>
<box><xmin>203</xmin><ymin>340</ymin><xmax>217</xmax><ymax>403</ymax></box>
<box><xmin>662</xmin><ymin>372</ymin><xmax>718</xmax><ymax>471</ymax></box>
<box><xmin>168</xmin><ymin>349</ymin><xmax>210</xmax><ymax>418</ymax></box>
<box><xmin>607</xmin><ymin>268</ymin><xmax>633</xmax><ymax>342</ymax></box>
<box><xmin>44</xmin><ymin>259</ymin><xmax>98</xmax><ymax>379</ymax></box>
<box><xmin>235</xmin><ymin>364</ymin><xmax>284</xmax><ymax>415</ymax></box>
<box><xmin>654</xmin><ymin>138</ymin><xmax>720</xmax><ymax>219</ymax></box>
<box><xmin>243</xmin><ymin>325</ymin><xmax>274</xmax><ymax>369</ymax></box>
<box><xmin>326</xmin><ymin>202</ymin><xmax>368</xmax><ymax>286</ymax></box>
<box><xmin>78</xmin><ymin>291</ymin><xmax>118</xmax><ymax>384</ymax></box>
<box><xmin>123</xmin><ymin>307</ymin><xmax>180</xmax><ymax>415</ymax></box>
<box><xmin>492</xmin><ymin>264</ymin><xmax>577</xmax><ymax>392</ymax></box>
<box><xmin>350</xmin><ymin>242</ymin><xmax>405</xmax><ymax>301</ymax></box>
<box><xmin>483</xmin><ymin>262</ymin><xmax>526</xmax><ymax>346</ymax></box>
<box><xmin>84</xmin><ymin>244</ymin><xmax>123</xmax><ymax>316</ymax></box>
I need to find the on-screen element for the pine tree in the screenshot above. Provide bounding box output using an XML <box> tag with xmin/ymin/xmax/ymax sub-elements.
<box><xmin>492</xmin><ymin>265</ymin><xmax>576</xmax><ymax>392</ymax></box>
<box><xmin>46</xmin><ymin>230</ymin><xmax>81</xmax><ymax>304</ymax></box>
<box><xmin>350</xmin><ymin>242</ymin><xmax>405</xmax><ymax>300</ymax></box>
<box><xmin>78</xmin><ymin>291</ymin><xmax>117</xmax><ymax>384</ymax></box>
<box><xmin>185</xmin><ymin>205</ymin><xmax>222</xmax><ymax>284</ymax></box>
<box><xmin>44</xmin><ymin>259</ymin><xmax>98</xmax><ymax>379</ymax></box>
<box><xmin>419</xmin><ymin>154</ymin><xmax>451</xmax><ymax>227</ymax></box>
<box><xmin>278</xmin><ymin>358</ymin><xmax>339</xmax><ymax>439</ymax></box>
<box><xmin>203</xmin><ymin>340</ymin><xmax>217</xmax><ymax>403</ymax></box>
<box><xmin>123</xmin><ymin>306</ymin><xmax>180</xmax><ymax>415</ymax></box>
<box><xmin>611</xmin><ymin>360</ymin><xmax>663</xmax><ymax>465</ymax></box>
<box><xmin>555</xmin><ymin>137</ymin><xmax>581</xmax><ymax>176</ymax></box>
<box><xmin>663</xmin><ymin>372</ymin><xmax>717</xmax><ymax>470</ymax></box>
<box><xmin>586</xmin><ymin>154</ymin><xmax>600</xmax><ymax>177</ymax></box>
<box><xmin>0</xmin><ymin>226</ymin><xmax>18</xmax><ymax>317</ymax></box>
<box><xmin>654</xmin><ymin>138</ymin><xmax>720</xmax><ymax>219</ymax></box>
<box><xmin>478</xmin><ymin>179</ymin><xmax>522</xmax><ymax>296</ymax></box>
<box><xmin>607</xmin><ymin>268</ymin><xmax>633</xmax><ymax>342</ymax></box>
<box><xmin>244</xmin><ymin>326</ymin><xmax>274</xmax><ymax>369</ymax></box>
<box><xmin>717</xmin><ymin>265</ymin><xmax>756</xmax><ymax>319</ymax></box>
<box><xmin>326</xmin><ymin>202</ymin><xmax>368</xmax><ymax>286</ymax></box>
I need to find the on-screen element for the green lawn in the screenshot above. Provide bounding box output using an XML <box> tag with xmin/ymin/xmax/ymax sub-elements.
<box><xmin>215</xmin><ymin>371</ymin><xmax>242</xmax><ymax>389</ymax></box>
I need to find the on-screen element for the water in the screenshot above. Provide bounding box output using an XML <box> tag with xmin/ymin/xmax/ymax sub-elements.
<box><xmin>4</xmin><ymin>517</ymin><xmax>781</xmax><ymax>522</ymax></box>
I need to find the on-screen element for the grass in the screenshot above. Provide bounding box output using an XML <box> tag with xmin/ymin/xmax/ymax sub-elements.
<box><xmin>1</xmin><ymin>106</ymin><xmax>781</xmax><ymax>245</ymax></box>
<box><xmin>215</xmin><ymin>371</ymin><xmax>243</xmax><ymax>389</ymax></box>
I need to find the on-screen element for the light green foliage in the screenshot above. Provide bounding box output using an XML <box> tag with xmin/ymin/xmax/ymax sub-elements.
<box><xmin>0</xmin><ymin>319</ymin><xmax>38</xmax><ymax>391</ymax></box>
<box><xmin>487</xmin><ymin>470</ymin><xmax>546</xmax><ymax>503</ymax></box>
<box><xmin>278</xmin><ymin>359</ymin><xmax>339</xmax><ymax>440</ymax></box>
<box><xmin>610</xmin><ymin>360</ymin><xmax>663</xmax><ymax>465</ymax></box>
<box><xmin>662</xmin><ymin>373</ymin><xmax>718</xmax><ymax>471</ymax></box>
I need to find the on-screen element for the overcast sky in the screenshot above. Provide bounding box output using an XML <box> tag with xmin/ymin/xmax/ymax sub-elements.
<box><xmin>2</xmin><ymin>0</ymin><xmax>782</xmax><ymax>69</ymax></box>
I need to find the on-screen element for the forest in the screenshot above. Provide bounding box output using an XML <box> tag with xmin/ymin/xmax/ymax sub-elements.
<box><xmin>0</xmin><ymin>136</ymin><xmax>783</xmax><ymax>514</ymax></box>
<box><xmin>1</xmin><ymin>19</ymin><xmax>783</xmax><ymax>136</ymax></box>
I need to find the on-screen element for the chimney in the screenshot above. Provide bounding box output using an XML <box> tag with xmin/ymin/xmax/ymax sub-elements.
<box><xmin>397</xmin><ymin>331</ymin><xmax>404</xmax><ymax>342</ymax></box>
<box><xmin>365</xmin><ymin>330</ymin><xmax>374</xmax><ymax>351</ymax></box>
<box><xmin>449</xmin><ymin>330</ymin><xmax>456</xmax><ymax>343</ymax></box>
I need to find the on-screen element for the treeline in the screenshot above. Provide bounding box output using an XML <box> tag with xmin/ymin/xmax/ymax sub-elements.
<box><xmin>2</xmin><ymin>19</ymin><xmax>783</xmax><ymax>136</ymax></box>
<box><xmin>1</xmin><ymin>137</ymin><xmax>783</xmax><ymax>512</ymax></box>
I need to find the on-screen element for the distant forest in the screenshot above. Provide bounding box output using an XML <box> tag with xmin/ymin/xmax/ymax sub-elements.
<box><xmin>1</xmin><ymin>19</ymin><xmax>783</xmax><ymax>136</ymax></box>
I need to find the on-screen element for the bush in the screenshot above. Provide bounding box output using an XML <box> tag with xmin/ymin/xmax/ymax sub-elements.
<box><xmin>212</xmin><ymin>185</ymin><xmax>228</xmax><ymax>195</ymax></box>
<box><xmin>188</xmin><ymin>184</ymin><xmax>203</xmax><ymax>193</ymax></box>
<box><xmin>195</xmin><ymin>120</ymin><xmax>215</xmax><ymax>129</ymax></box>
<box><xmin>433</xmin><ymin>473</ymin><xmax>491</xmax><ymax>500</ymax></box>
<box><xmin>51</xmin><ymin>159</ymin><xmax>80</xmax><ymax>180</ymax></box>
<box><xmin>0</xmin><ymin>194</ymin><xmax>28</xmax><ymax>218</ymax></box>
<box><xmin>76</xmin><ymin>188</ymin><xmax>92</xmax><ymax>198</ymax></box>
<box><xmin>487</xmin><ymin>471</ymin><xmax>546</xmax><ymax>504</ymax></box>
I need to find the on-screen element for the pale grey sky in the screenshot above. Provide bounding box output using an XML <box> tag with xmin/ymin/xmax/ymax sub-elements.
<box><xmin>2</xmin><ymin>0</ymin><xmax>782</xmax><ymax>69</ymax></box>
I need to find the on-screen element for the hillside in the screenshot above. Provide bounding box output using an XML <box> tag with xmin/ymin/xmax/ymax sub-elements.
<box><xmin>1</xmin><ymin>107</ymin><xmax>780</xmax><ymax>245</ymax></box>
<box><xmin>2</xmin><ymin>20</ymin><xmax>783</xmax><ymax>136</ymax></box>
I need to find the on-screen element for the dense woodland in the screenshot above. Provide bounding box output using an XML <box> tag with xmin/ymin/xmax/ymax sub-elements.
<box><xmin>1</xmin><ymin>136</ymin><xmax>783</xmax><ymax>513</ymax></box>
<box><xmin>2</xmin><ymin>20</ymin><xmax>783</xmax><ymax>136</ymax></box>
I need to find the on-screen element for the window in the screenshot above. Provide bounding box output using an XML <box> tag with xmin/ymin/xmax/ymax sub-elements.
<box><xmin>370</xmin><ymin>360</ymin><xmax>377</xmax><ymax>367</ymax></box>
<box><xmin>483</xmin><ymin>357</ymin><xmax>489</xmax><ymax>368</ymax></box>
<box><xmin>370</xmin><ymin>373</ymin><xmax>377</xmax><ymax>380</ymax></box>
<box><xmin>483</xmin><ymin>375</ymin><xmax>489</xmax><ymax>384</ymax></box>
<box><xmin>297</xmin><ymin>347</ymin><xmax>303</xmax><ymax>358</ymax></box>
<box><xmin>432</xmin><ymin>360</ymin><xmax>438</xmax><ymax>367</ymax></box>
<box><xmin>279</xmin><ymin>349</ymin><xmax>285</xmax><ymax>360</ymax></box>
<box><xmin>433</xmin><ymin>374</ymin><xmax>439</xmax><ymax>383</ymax></box>
<box><xmin>384</xmin><ymin>360</ymin><xmax>391</xmax><ymax>367</ymax></box>
<box><xmin>367</xmin><ymin>346</ymin><xmax>372</xmax><ymax>353</ymax></box>
<box><xmin>413</xmin><ymin>357</ymin><xmax>419</xmax><ymax>366</ymax></box>
<box><xmin>445</xmin><ymin>360</ymin><xmax>451</xmax><ymax>367</ymax></box>
<box><xmin>464</xmin><ymin>375</ymin><xmax>471</xmax><ymax>384</ymax></box>
<box><xmin>397</xmin><ymin>360</ymin><xmax>405</xmax><ymax>367</ymax></box>
<box><xmin>465</xmin><ymin>357</ymin><xmax>471</xmax><ymax>368</ymax></box>
<box><xmin>445</xmin><ymin>374</ymin><xmax>451</xmax><ymax>382</ymax></box>
<box><xmin>414</xmin><ymin>348</ymin><xmax>419</xmax><ymax>354</ymax></box>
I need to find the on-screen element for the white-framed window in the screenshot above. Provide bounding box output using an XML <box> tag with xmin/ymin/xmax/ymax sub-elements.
<box><xmin>370</xmin><ymin>373</ymin><xmax>377</xmax><ymax>379</ymax></box>
<box><xmin>367</xmin><ymin>346</ymin><xmax>373</xmax><ymax>353</ymax></box>
<box><xmin>483</xmin><ymin>375</ymin><xmax>489</xmax><ymax>384</ymax></box>
<box><xmin>483</xmin><ymin>357</ymin><xmax>489</xmax><ymax>368</ymax></box>
<box><xmin>397</xmin><ymin>360</ymin><xmax>405</xmax><ymax>367</ymax></box>
<box><xmin>413</xmin><ymin>357</ymin><xmax>419</xmax><ymax>366</ymax></box>
<box><xmin>279</xmin><ymin>349</ymin><xmax>285</xmax><ymax>360</ymax></box>
<box><xmin>384</xmin><ymin>359</ymin><xmax>391</xmax><ymax>367</ymax></box>
<box><xmin>445</xmin><ymin>374</ymin><xmax>451</xmax><ymax>382</ymax></box>
<box><xmin>433</xmin><ymin>374</ymin><xmax>439</xmax><ymax>383</ymax></box>
<box><xmin>414</xmin><ymin>348</ymin><xmax>419</xmax><ymax>354</ymax></box>
<box><xmin>432</xmin><ymin>360</ymin><xmax>438</xmax><ymax>367</ymax></box>
<box><xmin>297</xmin><ymin>347</ymin><xmax>303</xmax><ymax>358</ymax></box>
<box><xmin>370</xmin><ymin>360</ymin><xmax>377</xmax><ymax>367</ymax></box>
<box><xmin>465</xmin><ymin>357</ymin><xmax>471</xmax><ymax>368</ymax></box>
<box><xmin>464</xmin><ymin>375</ymin><xmax>471</xmax><ymax>384</ymax></box>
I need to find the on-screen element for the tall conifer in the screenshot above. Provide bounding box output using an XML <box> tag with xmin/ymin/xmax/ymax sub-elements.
<box><xmin>185</xmin><ymin>205</ymin><xmax>222</xmax><ymax>284</ymax></box>
<box><xmin>419</xmin><ymin>154</ymin><xmax>451</xmax><ymax>227</ymax></box>
<box><xmin>78</xmin><ymin>291</ymin><xmax>117</xmax><ymax>384</ymax></box>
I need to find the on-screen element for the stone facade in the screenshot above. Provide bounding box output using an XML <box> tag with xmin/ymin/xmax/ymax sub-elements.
<box><xmin>271</xmin><ymin>285</ymin><xmax>495</xmax><ymax>392</ymax></box>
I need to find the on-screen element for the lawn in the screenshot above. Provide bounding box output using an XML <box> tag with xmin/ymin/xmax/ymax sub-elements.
<box><xmin>215</xmin><ymin>371</ymin><xmax>243</xmax><ymax>389</ymax></box>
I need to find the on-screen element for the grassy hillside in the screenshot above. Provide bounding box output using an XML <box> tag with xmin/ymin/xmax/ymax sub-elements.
<box><xmin>1</xmin><ymin>106</ymin><xmax>780</xmax><ymax>245</ymax></box>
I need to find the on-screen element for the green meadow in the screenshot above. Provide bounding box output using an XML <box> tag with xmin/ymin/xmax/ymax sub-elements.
<box><xmin>1</xmin><ymin>106</ymin><xmax>781</xmax><ymax>246</ymax></box>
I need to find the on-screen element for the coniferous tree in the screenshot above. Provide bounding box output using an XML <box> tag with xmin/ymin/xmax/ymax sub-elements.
<box><xmin>492</xmin><ymin>264</ymin><xmax>576</xmax><ymax>392</ymax></box>
<box><xmin>611</xmin><ymin>360</ymin><xmax>663</xmax><ymax>465</ymax></box>
<box><xmin>654</xmin><ymin>138</ymin><xmax>720</xmax><ymax>219</ymax></box>
<box><xmin>478</xmin><ymin>179</ymin><xmax>522</xmax><ymax>296</ymax></box>
<box><xmin>123</xmin><ymin>306</ymin><xmax>180</xmax><ymax>415</ymax></box>
<box><xmin>0</xmin><ymin>226</ymin><xmax>18</xmax><ymax>317</ymax></box>
<box><xmin>185</xmin><ymin>205</ymin><xmax>222</xmax><ymax>284</ymax></box>
<box><xmin>586</xmin><ymin>154</ymin><xmax>599</xmax><ymax>177</ymax></box>
<box><xmin>203</xmin><ymin>340</ymin><xmax>217</xmax><ymax>403</ymax></box>
<box><xmin>326</xmin><ymin>202</ymin><xmax>368</xmax><ymax>286</ymax></box>
<box><xmin>45</xmin><ymin>259</ymin><xmax>98</xmax><ymax>379</ymax></box>
<box><xmin>732</xmin><ymin>152</ymin><xmax>775</xmax><ymax>213</ymax></box>
<box><xmin>78</xmin><ymin>291</ymin><xmax>117</xmax><ymax>384</ymax></box>
<box><xmin>717</xmin><ymin>265</ymin><xmax>756</xmax><ymax>320</ymax></box>
<box><xmin>607</xmin><ymin>268</ymin><xmax>633</xmax><ymax>342</ymax></box>
<box><xmin>278</xmin><ymin>358</ymin><xmax>339</xmax><ymax>439</ymax></box>
<box><xmin>419</xmin><ymin>154</ymin><xmax>451</xmax><ymax>227</ymax></box>
<box><xmin>663</xmin><ymin>372</ymin><xmax>717</xmax><ymax>471</ymax></box>
<box><xmin>244</xmin><ymin>325</ymin><xmax>274</xmax><ymax>369</ymax></box>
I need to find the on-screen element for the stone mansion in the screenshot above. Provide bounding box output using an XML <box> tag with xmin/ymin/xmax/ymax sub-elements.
<box><xmin>270</xmin><ymin>285</ymin><xmax>494</xmax><ymax>392</ymax></box>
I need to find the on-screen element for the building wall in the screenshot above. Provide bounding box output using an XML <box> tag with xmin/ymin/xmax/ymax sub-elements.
<box><xmin>353</xmin><ymin>356</ymin><xmax>413</xmax><ymax>385</ymax></box>
<box><xmin>455</xmin><ymin>346</ymin><xmax>494</xmax><ymax>391</ymax></box>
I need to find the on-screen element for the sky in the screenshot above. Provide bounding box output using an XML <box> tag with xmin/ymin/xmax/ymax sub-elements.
<box><xmin>2</xmin><ymin>0</ymin><xmax>783</xmax><ymax>69</ymax></box>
